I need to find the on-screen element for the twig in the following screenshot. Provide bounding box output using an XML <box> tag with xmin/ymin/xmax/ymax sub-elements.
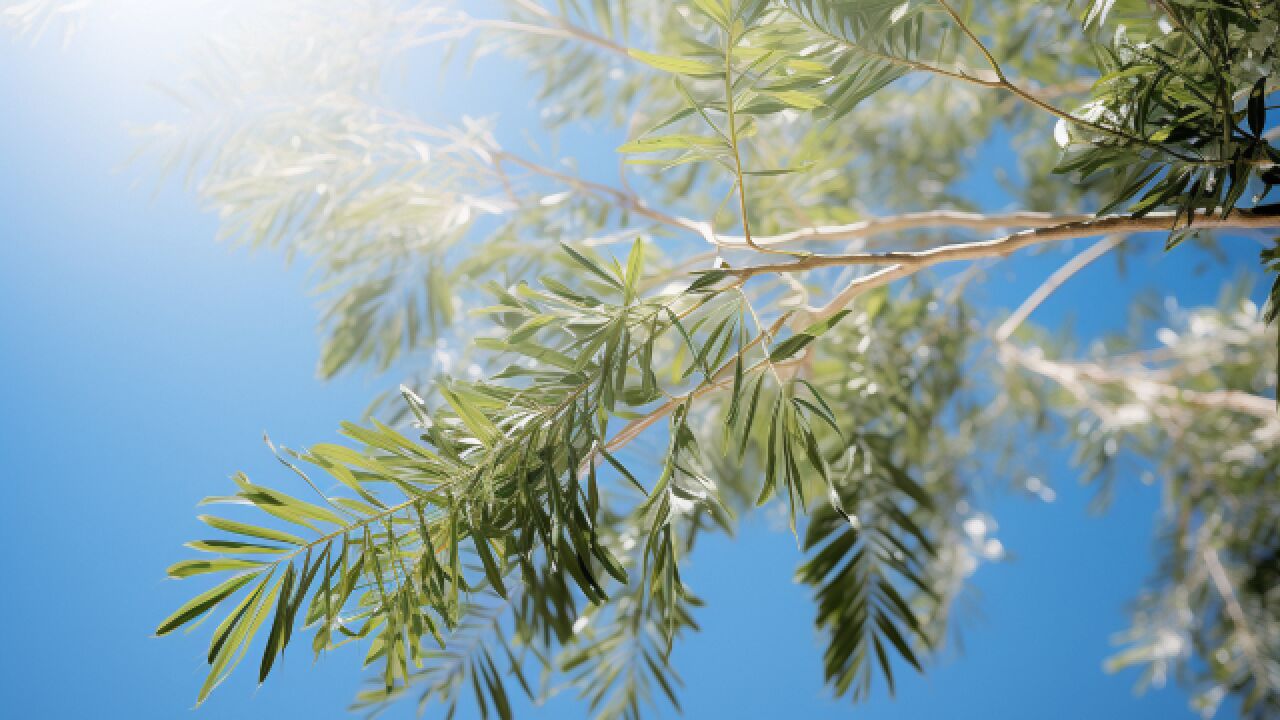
<box><xmin>480</xmin><ymin>1</ymin><xmax>628</xmax><ymax>57</ymax></box>
<box><xmin>995</xmin><ymin>234</ymin><xmax>1126</xmax><ymax>342</ymax></box>
<box><xmin>787</xmin><ymin>2</ymin><xmax>1206</xmax><ymax>164</ymax></box>
<box><xmin>577</xmin><ymin>317</ymin><xmax>790</xmax><ymax>477</ymax></box>
<box><xmin>933</xmin><ymin>0</ymin><xmax>1206</xmax><ymax>163</ymax></box>
<box><xmin>1203</xmin><ymin>547</ymin><xmax>1272</xmax><ymax>692</ymax></box>
<box><xmin>494</xmin><ymin>150</ymin><xmax>712</xmax><ymax>240</ymax></box>
<box><xmin>1005</xmin><ymin>346</ymin><xmax>1278</xmax><ymax>421</ymax></box>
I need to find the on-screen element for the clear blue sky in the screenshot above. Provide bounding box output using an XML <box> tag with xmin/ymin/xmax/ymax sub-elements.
<box><xmin>0</xmin><ymin>6</ymin><xmax>1261</xmax><ymax>719</ymax></box>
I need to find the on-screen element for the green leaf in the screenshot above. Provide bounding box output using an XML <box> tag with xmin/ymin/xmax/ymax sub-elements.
<box><xmin>259</xmin><ymin>562</ymin><xmax>297</xmax><ymax>682</ymax></box>
<box><xmin>674</xmin><ymin>78</ymin><xmax>729</xmax><ymax>144</ymax></box>
<box><xmin>186</xmin><ymin>540</ymin><xmax>289</xmax><ymax>555</ymax></box>
<box><xmin>743</xmin><ymin>164</ymin><xmax>814</xmax><ymax>176</ymax></box>
<box><xmin>737</xmin><ymin>371</ymin><xmax>767</xmax><ymax>459</ymax></box>
<box><xmin>155</xmin><ymin>572</ymin><xmax>257</xmax><ymax>636</ymax></box>
<box><xmin>624</xmin><ymin>238</ymin><xmax>645</xmax><ymax>302</ymax></box>
<box><xmin>691</xmin><ymin>0</ymin><xmax>730</xmax><ymax>27</ymax></box>
<box><xmin>198</xmin><ymin>577</ymin><xmax>279</xmax><ymax>703</ymax></box>
<box><xmin>628</xmin><ymin>49</ymin><xmax>722</xmax><ymax>77</ymax></box>
<box><xmin>617</xmin><ymin>134</ymin><xmax>728</xmax><ymax>154</ymax></box>
<box><xmin>560</xmin><ymin>242</ymin><xmax>624</xmax><ymax>289</ymax></box>
<box><xmin>168</xmin><ymin>558</ymin><xmax>266</xmax><ymax>578</ymax></box>
<box><xmin>769</xmin><ymin>310</ymin><xmax>852</xmax><ymax>362</ymax></box>
<box><xmin>440</xmin><ymin>384</ymin><xmax>500</xmax><ymax>446</ymax></box>
<box><xmin>601</xmin><ymin>448</ymin><xmax>647</xmax><ymax>494</ymax></box>
<box><xmin>685</xmin><ymin>270</ymin><xmax>728</xmax><ymax>294</ymax></box>
<box><xmin>474</xmin><ymin>533</ymin><xmax>509</xmax><ymax>600</ymax></box>
<box><xmin>197</xmin><ymin>515</ymin><xmax>306</xmax><ymax>546</ymax></box>
<box><xmin>765</xmin><ymin>90</ymin><xmax>824</xmax><ymax>110</ymax></box>
<box><xmin>233</xmin><ymin>473</ymin><xmax>346</xmax><ymax>527</ymax></box>
<box><xmin>1247</xmin><ymin>77</ymin><xmax>1266</xmax><ymax>138</ymax></box>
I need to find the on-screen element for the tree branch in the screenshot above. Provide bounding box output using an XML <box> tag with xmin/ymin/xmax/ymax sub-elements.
<box><xmin>578</xmin><ymin>317</ymin><xmax>791</xmax><ymax>477</ymax></box>
<box><xmin>995</xmin><ymin>234</ymin><xmax>1126</xmax><ymax>343</ymax></box>
<box><xmin>493</xmin><ymin>150</ymin><xmax>712</xmax><ymax>240</ymax></box>
<box><xmin>715</xmin><ymin>210</ymin><xmax>1094</xmax><ymax>249</ymax></box>
<box><xmin>730</xmin><ymin>207</ymin><xmax>1280</xmax><ymax>322</ymax></box>
<box><xmin>1203</xmin><ymin>546</ymin><xmax>1273</xmax><ymax>694</ymax></box>
<box><xmin>434</xmin><ymin>2</ymin><xmax>628</xmax><ymax>58</ymax></box>
<box><xmin>790</xmin><ymin>2</ymin><xmax>1209</xmax><ymax>164</ymax></box>
<box><xmin>506</xmin><ymin>0</ymin><xmax>629</xmax><ymax>56</ymax></box>
<box><xmin>1005</xmin><ymin>345</ymin><xmax>1277</xmax><ymax>421</ymax></box>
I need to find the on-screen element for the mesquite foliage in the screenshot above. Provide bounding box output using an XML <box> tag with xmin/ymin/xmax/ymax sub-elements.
<box><xmin>21</xmin><ymin>0</ymin><xmax>1264</xmax><ymax>716</ymax></box>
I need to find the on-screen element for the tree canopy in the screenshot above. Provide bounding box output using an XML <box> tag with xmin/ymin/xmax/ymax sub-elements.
<box><xmin>10</xmin><ymin>0</ymin><xmax>1275</xmax><ymax>717</ymax></box>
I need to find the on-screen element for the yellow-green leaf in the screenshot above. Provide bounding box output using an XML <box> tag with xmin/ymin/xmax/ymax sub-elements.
<box><xmin>155</xmin><ymin>572</ymin><xmax>257</xmax><ymax>636</ymax></box>
<box><xmin>628</xmin><ymin>49</ymin><xmax>722</xmax><ymax>77</ymax></box>
<box><xmin>617</xmin><ymin>134</ymin><xmax>727</xmax><ymax>154</ymax></box>
<box><xmin>198</xmin><ymin>515</ymin><xmax>306</xmax><ymax>546</ymax></box>
<box><xmin>766</xmin><ymin>90</ymin><xmax>824</xmax><ymax>110</ymax></box>
<box><xmin>168</xmin><ymin>558</ymin><xmax>266</xmax><ymax>578</ymax></box>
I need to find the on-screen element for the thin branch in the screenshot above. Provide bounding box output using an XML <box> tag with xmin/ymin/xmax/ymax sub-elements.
<box><xmin>1005</xmin><ymin>345</ymin><xmax>1278</xmax><ymax>421</ymax></box>
<box><xmin>473</xmin><ymin>1</ymin><xmax>628</xmax><ymax>57</ymax></box>
<box><xmin>934</xmin><ymin>0</ymin><xmax>1004</xmax><ymax>81</ymax></box>
<box><xmin>787</xmin><ymin>3</ymin><xmax>1207</xmax><ymax>164</ymax></box>
<box><xmin>725</xmin><ymin>207</ymin><xmax>1280</xmax><ymax>322</ymax></box>
<box><xmin>724</xmin><ymin>28</ymin><xmax>754</xmax><ymax>251</ymax></box>
<box><xmin>493</xmin><ymin>150</ymin><xmax>712</xmax><ymax>240</ymax></box>
<box><xmin>715</xmin><ymin>210</ymin><xmax>1094</xmax><ymax>249</ymax></box>
<box><xmin>487</xmin><ymin>155</ymin><xmax>1095</xmax><ymax>256</ymax></box>
<box><xmin>934</xmin><ymin>0</ymin><xmax>1205</xmax><ymax>163</ymax></box>
<box><xmin>719</xmin><ymin>24</ymin><xmax>799</xmax><ymax>257</ymax></box>
<box><xmin>995</xmin><ymin>234</ymin><xmax>1126</xmax><ymax>342</ymax></box>
<box><xmin>1203</xmin><ymin>546</ymin><xmax>1273</xmax><ymax>692</ymax></box>
<box><xmin>578</xmin><ymin>316</ymin><xmax>790</xmax><ymax>476</ymax></box>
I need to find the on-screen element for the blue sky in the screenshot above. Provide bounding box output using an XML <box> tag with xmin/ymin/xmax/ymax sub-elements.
<box><xmin>0</xmin><ymin>5</ymin><xmax>1263</xmax><ymax>719</ymax></box>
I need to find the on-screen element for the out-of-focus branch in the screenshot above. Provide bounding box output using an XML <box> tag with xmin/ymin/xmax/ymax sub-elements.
<box><xmin>506</xmin><ymin>0</ymin><xmax>626</xmax><ymax>53</ymax></box>
<box><xmin>416</xmin><ymin>3</ymin><xmax>629</xmax><ymax>57</ymax></box>
<box><xmin>493</xmin><ymin>150</ymin><xmax>712</xmax><ymax>240</ymax></box>
<box><xmin>1203</xmin><ymin>547</ymin><xmax>1273</xmax><ymax>693</ymax></box>
<box><xmin>1003</xmin><ymin>345</ymin><xmax>1277</xmax><ymax>421</ymax></box>
<box><xmin>995</xmin><ymin>234</ymin><xmax>1125</xmax><ymax>343</ymax></box>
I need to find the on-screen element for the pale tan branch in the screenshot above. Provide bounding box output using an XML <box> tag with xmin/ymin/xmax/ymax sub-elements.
<box><xmin>474</xmin><ymin>18</ymin><xmax>626</xmax><ymax>56</ymax></box>
<box><xmin>715</xmin><ymin>210</ymin><xmax>1093</xmax><ymax>249</ymax></box>
<box><xmin>496</xmin><ymin>156</ymin><xmax>1113</xmax><ymax>257</ymax></box>
<box><xmin>441</xmin><ymin>1</ymin><xmax>628</xmax><ymax>58</ymax></box>
<box><xmin>1006</xmin><ymin>345</ymin><xmax>1277</xmax><ymax>421</ymax></box>
<box><xmin>995</xmin><ymin>234</ymin><xmax>1126</xmax><ymax>343</ymax></box>
<box><xmin>506</xmin><ymin>0</ymin><xmax>632</xmax><ymax>56</ymax></box>
<box><xmin>578</xmin><ymin>317</ymin><xmax>790</xmax><ymax>477</ymax></box>
<box><xmin>496</xmin><ymin>161</ymin><xmax>1096</xmax><ymax>250</ymax></box>
<box><xmin>1203</xmin><ymin>546</ymin><xmax>1273</xmax><ymax>691</ymax></box>
<box><xmin>740</xmin><ymin>207</ymin><xmax>1280</xmax><ymax>323</ymax></box>
<box><xmin>1023</xmin><ymin>78</ymin><xmax>1096</xmax><ymax>101</ymax></box>
<box><xmin>493</xmin><ymin>150</ymin><xmax>712</xmax><ymax>240</ymax></box>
